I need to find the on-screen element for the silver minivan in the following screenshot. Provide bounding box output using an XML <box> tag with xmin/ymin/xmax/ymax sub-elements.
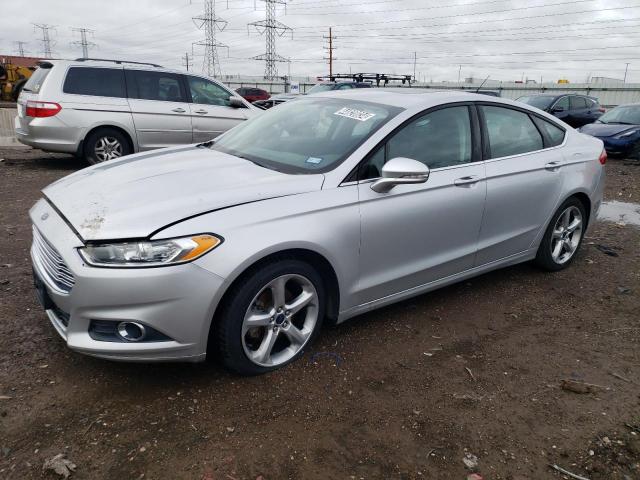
<box><xmin>15</xmin><ymin>59</ymin><xmax>258</xmax><ymax>164</ymax></box>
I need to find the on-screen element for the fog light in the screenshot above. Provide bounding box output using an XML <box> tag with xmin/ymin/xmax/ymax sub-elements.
<box><xmin>117</xmin><ymin>322</ymin><xmax>146</xmax><ymax>342</ymax></box>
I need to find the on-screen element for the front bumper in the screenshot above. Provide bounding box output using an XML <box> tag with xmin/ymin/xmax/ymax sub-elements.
<box><xmin>29</xmin><ymin>199</ymin><xmax>225</xmax><ymax>362</ymax></box>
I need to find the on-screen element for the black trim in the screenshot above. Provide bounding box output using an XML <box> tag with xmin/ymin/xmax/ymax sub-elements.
<box><xmin>42</xmin><ymin>196</ymin><xmax>85</xmax><ymax>242</ymax></box>
<box><xmin>475</xmin><ymin>104</ymin><xmax>491</xmax><ymax>160</ymax></box>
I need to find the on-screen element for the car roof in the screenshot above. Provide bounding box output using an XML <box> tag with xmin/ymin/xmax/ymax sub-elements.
<box><xmin>521</xmin><ymin>92</ymin><xmax>597</xmax><ymax>100</ymax></box>
<box><xmin>310</xmin><ymin>88</ymin><xmax>519</xmax><ymax>109</ymax></box>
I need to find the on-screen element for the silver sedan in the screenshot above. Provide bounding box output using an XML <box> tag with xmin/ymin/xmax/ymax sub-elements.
<box><xmin>30</xmin><ymin>90</ymin><xmax>606</xmax><ymax>374</ymax></box>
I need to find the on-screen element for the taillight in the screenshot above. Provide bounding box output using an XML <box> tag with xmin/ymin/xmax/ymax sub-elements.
<box><xmin>599</xmin><ymin>149</ymin><xmax>607</xmax><ymax>165</ymax></box>
<box><xmin>26</xmin><ymin>101</ymin><xmax>62</xmax><ymax>118</ymax></box>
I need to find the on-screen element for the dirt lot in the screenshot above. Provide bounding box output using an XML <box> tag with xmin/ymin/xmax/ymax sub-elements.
<box><xmin>0</xmin><ymin>147</ymin><xmax>639</xmax><ymax>480</ymax></box>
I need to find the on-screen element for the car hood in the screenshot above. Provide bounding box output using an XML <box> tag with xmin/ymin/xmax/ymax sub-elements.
<box><xmin>43</xmin><ymin>145</ymin><xmax>325</xmax><ymax>241</ymax></box>
<box><xmin>579</xmin><ymin>123</ymin><xmax>640</xmax><ymax>137</ymax></box>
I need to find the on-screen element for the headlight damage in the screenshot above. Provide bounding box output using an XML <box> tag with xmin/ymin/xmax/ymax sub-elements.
<box><xmin>79</xmin><ymin>234</ymin><xmax>221</xmax><ymax>267</ymax></box>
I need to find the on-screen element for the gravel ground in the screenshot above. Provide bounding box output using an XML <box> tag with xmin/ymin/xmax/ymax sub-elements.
<box><xmin>0</xmin><ymin>147</ymin><xmax>639</xmax><ymax>480</ymax></box>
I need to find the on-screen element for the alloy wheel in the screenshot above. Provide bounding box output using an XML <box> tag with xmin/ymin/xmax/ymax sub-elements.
<box><xmin>550</xmin><ymin>205</ymin><xmax>583</xmax><ymax>264</ymax></box>
<box><xmin>241</xmin><ymin>274</ymin><xmax>319</xmax><ymax>367</ymax></box>
<box><xmin>94</xmin><ymin>136</ymin><xmax>123</xmax><ymax>162</ymax></box>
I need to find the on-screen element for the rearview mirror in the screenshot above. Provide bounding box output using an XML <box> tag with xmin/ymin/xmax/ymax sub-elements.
<box><xmin>229</xmin><ymin>96</ymin><xmax>247</xmax><ymax>108</ymax></box>
<box><xmin>371</xmin><ymin>157</ymin><xmax>430</xmax><ymax>193</ymax></box>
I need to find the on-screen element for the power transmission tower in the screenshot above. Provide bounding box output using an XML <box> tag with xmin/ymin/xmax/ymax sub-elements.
<box><xmin>70</xmin><ymin>27</ymin><xmax>97</xmax><ymax>59</ymax></box>
<box><xmin>182</xmin><ymin>52</ymin><xmax>194</xmax><ymax>71</ymax></box>
<box><xmin>13</xmin><ymin>41</ymin><xmax>28</xmax><ymax>57</ymax></box>
<box><xmin>248</xmin><ymin>0</ymin><xmax>292</xmax><ymax>80</ymax></box>
<box><xmin>322</xmin><ymin>27</ymin><xmax>336</xmax><ymax>79</ymax></box>
<box><xmin>193</xmin><ymin>0</ymin><xmax>228</xmax><ymax>78</ymax></box>
<box><xmin>33</xmin><ymin>24</ymin><xmax>56</xmax><ymax>58</ymax></box>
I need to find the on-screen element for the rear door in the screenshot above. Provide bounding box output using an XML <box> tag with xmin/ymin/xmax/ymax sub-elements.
<box><xmin>184</xmin><ymin>75</ymin><xmax>249</xmax><ymax>143</ymax></box>
<box><xmin>125</xmin><ymin>69</ymin><xmax>192</xmax><ymax>150</ymax></box>
<box><xmin>476</xmin><ymin>104</ymin><xmax>566</xmax><ymax>264</ymax></box>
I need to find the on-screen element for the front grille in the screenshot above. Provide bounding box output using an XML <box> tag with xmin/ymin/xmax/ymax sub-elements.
<box><xmin>32</xmin><ymin>226</ymin><xmax>75</xmax><ymax>293</ymax></box>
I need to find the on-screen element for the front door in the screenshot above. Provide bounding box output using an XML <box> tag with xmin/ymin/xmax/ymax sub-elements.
<box><xmin>356</xmin><ymin>105</ymin><xmax>486</xmax><ymax>304</ymax></box>
<box><xmin>475</xmin><ymin>104</ymin><xmax>566</xmax><ymax>264</ymax></box>
<box><xmin>125</xmin><ymin>69</ymin><xmax>192</xmax><ymax>150</ymax></box>
<box><xmin>185</xmin><ymin>75</ymin><xmax>249</xmax><ymax>143</ymax></box>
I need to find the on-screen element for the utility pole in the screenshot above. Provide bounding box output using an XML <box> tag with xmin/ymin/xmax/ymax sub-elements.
<box><xmin>70</xmin><ymin>27</ymin><xmax>96</xmax><ymax>59</ymax></box>
<box><xmin>182</xmin><ymin>52</ymin><xmax>193</xmax><ymax>71</ymax></box>
<box><xmin>13</xmin><ymin>41</ymin><xmax>28</xmax><ymax>57</ymax></box>
<box><xmin>413</xmin><ymin>51</ymin><xmax>417</xmax><ymax>83</ymax></box>
<box><xmin>248</xmin><ymin>0</ymin><xmax>292</xmax><ymax>80</ymax></box>
<box><xmin>458</xmin><ymin>65</ymin><xmax>461</xmax><ymax>83</ymax></box>
<box><xmin>32</xmin><ymin>24</ymin><xmax>56</xmax><ymax>58</ymax></box>
<box><xmin>323</xmin><ymin>27</ymin><xmax>335</xmax><ymax>79</ymax></box>
<box><xmin>624</xmin><ymin>62</ymin><xmax>630</xmax><ymax>83</ymax></box>
<box><xmin>193</xmin><ymin>0</ymin><xmax>228</xmax><ymax>78</ymax></box>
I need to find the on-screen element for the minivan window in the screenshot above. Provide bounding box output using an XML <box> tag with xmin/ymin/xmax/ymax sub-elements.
<box><xmin>187</xmin><ymin>76</ymin><xmax>232</xmax><ymax>106</ymax></box>
<box><xmin>482</xmin><ymin>106</ymin><xmax>543</xmax><ymax>158</ymax></box>
<box><xmin>22</xmin><ymin>66</ymin><xmax>52</xmax><ymax>94</ymax></box>
<box><xmin>126</xmin><ymin>70</ymin><xmax>186</xmax><ymax>102</ymax></box>
<box><xmin>63</xmin><ymin>67</ymin><xmax>126</xmax><ymax>98</ymax></box>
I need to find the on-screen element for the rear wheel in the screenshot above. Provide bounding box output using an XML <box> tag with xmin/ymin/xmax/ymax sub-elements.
<box><xmin>84</xmin><ymin>128</ymin><xmax>131</xmax><ymax>165</ymax></box>
<box><xmin>214</xmin><ymin>259</ymin><xmax>325</xmax><ymax>375</ymax></box>
<box><xmin>535</xmin><ymin>198</ymin><xmax>586</xmax><ymax>271</ymax></box>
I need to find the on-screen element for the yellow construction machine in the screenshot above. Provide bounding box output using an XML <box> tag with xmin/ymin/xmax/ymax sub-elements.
<box><xmin>0</xmin><ymin>59</ymin><xmax>34</xmax><ymax>101</ymax></box>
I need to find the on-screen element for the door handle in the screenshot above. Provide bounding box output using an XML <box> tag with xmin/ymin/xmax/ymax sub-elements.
<box><xmin>194</xmin><ymin>109</ymin><xmax>208</xmax><ymax>115</ymax></box>
<box><xmin>454</xmin><ymin>175</ymin><xmax>480</xmax><ymax>186</ymax></box>
<box><xmin>545</xmin><ymin>161</ymin><xmax>562</xmax><ymax>171</ymax></box>
<box><xmin>171</xmin><ymin>107</ymin><xmax>186</xmax><ymax>113</ymax></box>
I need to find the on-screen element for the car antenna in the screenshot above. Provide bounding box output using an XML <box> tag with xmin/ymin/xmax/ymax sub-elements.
<box><xmin>475</xmin><ymin>75</ymin><xmax>490</xmax><ymax>93</ymax></box>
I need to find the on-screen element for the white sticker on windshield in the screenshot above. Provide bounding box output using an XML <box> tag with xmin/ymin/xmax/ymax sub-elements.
<box><xmin>306</xmin><ymin>157</ymin><xmax>323</xmax><ymax>164</ymax></box>
<box><xmin>334</xmin><ymin>107</ymin><xmax>376</xmax><ymax>122</ymax></box>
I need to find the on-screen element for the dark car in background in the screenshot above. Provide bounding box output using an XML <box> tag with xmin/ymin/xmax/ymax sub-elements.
<box><xmin>307</xmin><ymin>81</ymin><xmax>371</xmax><ymax>94</ymax></box>
<box><xmin>517</xmin><ymin>93</ymin><xmax>605</xmax><ymax>128</ymax></box>
<box><xmin>236</xmin><ymin>87</ymin><xmax>270</xmax><ymax>103</ymax></box>
<box><xmin>578</xmin><ymin>103</ymin><xmax>640</xmax><ymax>158</ymax></box>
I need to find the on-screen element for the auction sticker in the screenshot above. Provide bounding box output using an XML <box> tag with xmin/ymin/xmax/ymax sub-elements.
<box><xmin>334</xmin><ymin>107</ymin><xmax>376</xmax><ymax>122</ymax></box>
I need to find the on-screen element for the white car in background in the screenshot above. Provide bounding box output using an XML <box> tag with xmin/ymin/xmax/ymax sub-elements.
<box><xmin>15</xmin><ymin>58</ymin><xmax>258</xmax><ymax>164</ymax></box>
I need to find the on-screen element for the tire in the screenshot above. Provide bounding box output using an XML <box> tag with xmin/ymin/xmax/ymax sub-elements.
<box><xmin>534</xmin><ymin>197</ymin><xmax>587</xmax><ymax>271</ymax></box>
<box><xmin>84</xmin><ymin>128</ymin><xmax>131</xmax><ymax>165</ymax></box>
<box><xmin>214</xmin><ymin>258</ymin><xmax>326</xmax><ymax>375</ymax></box>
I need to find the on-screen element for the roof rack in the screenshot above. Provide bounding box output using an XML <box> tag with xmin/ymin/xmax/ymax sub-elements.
<box><xmin>74</xmin><ymin>58</ymin><xmax>163</xmax><ymax>68</ymax></box>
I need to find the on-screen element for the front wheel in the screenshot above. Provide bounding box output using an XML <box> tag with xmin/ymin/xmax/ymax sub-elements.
<box><xmin>214</xmin><ymin>259</ymin><xmax>325</xmax><ymax>375</ymax></box>
<box><xmin>535</xmin><ymin>198</ymin><xmax>586</xmax><ymax>271</ymax></box>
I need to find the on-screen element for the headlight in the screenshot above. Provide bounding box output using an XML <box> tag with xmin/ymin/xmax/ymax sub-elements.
<box><xmin>614</xmin><ymin>129</ymin><xmax>640</xmax><ymax>139</ymax></box>
<box><xmin>79</xmin><ymin>234</ymin><xmax>222</xmax><ymax>268</ymax></box>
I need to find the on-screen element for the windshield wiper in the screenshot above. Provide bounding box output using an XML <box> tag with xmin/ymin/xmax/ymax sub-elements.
<box><xmin>608</xmin><ymin>121</ymin><xmax>636</xmax><ymax>125</ymax></box>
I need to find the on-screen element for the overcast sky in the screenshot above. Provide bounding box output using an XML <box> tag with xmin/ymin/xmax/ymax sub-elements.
<box><xmin>1</xmin><ymin>0</ymin><xmax>639</xmax><ymax>83</ymax></box>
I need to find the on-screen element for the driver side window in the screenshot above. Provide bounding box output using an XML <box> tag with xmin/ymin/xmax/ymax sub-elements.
<box><xmin>187</xmin><ymin>76</ymin><xmax>232</xmax><ymax>107</ymax></box>
<box><xmin>358</xmin><ymin>106</ymin><xmax>472</xmax><ymax>180</ymax></box>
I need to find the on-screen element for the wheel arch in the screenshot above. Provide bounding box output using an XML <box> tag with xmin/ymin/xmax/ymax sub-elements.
<box><xmin>80</xmin><ymin>124</ymin><xmax>136</xmax><ymax>157</ymax></box>
<box><xmin>207</xmin><ymin>247</ymin><xmax>341</xmax><ymax>350</ymax></box>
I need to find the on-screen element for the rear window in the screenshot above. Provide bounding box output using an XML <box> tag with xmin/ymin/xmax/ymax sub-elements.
<box><xmin>534</xmin><ymin>117</ymin><xmax>565</xmax><ymax>147</ymax></box>
<box><xmin>570</xmin><ymin>96</ymin><xmax>588</xmax><ymax>109</ymax></box>
<box><xmin>23</xmin><ymin>66</ymin><xmax>52</xmax><ymax>94</ymax></box>
<box><xmin>63</xmin><ymin>67</ymin><xmax>125</xmax><ymax>98</ymax></box>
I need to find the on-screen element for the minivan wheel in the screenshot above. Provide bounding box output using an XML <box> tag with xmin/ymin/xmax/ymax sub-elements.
<box><xmin>214</xmin><ymin>259</ymin><xmax>325</xmax><ymax>375</ymax></box>
<box><xmin>535</xmin><ymin>198</ymin><xmax>586</xmax><ymax>271</ymax></box>
<box><xmin>84</xmin><ymin>128</ymin><xmax>131</xmax><ymax>165</ymax></box>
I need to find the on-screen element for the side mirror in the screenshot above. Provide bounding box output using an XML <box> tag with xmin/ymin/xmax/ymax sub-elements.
<box><xmin>229</xmin><ymin>96</ymin><xmax>247</xmax><ymax>108</ymax></box>
<box><xmin>371</xmin><ymin>157</ymin><xmax>430</xmax><ymax>193</ymax></box>
<box><xmin>552</xmin><ymin>106</ymin><xmax>565</xmax><ymax>113</ymax></box>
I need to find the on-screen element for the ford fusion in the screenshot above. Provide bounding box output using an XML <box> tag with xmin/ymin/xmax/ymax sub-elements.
<box><xmin>30</xmin><ymin>90</ymin><xmax>606</xmax><ymax>375</ymax></box>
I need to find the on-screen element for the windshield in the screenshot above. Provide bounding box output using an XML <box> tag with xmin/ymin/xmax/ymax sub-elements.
<box><xmin>307</xmin><ymin>83</ymin><xmax>336</xmax><ymax>94</ymax></box>
<box><xmin>210</xmin><ymin>97</ymin><xmax>402</xmax><ymax>174</ymax></box>
<box><xmin>598</xmin><ymin>105</ymin><xmax>640</xmax><ymax>125</ymax></box>
<box><xmin>517</xmin><ymin>95</ymin><xmax>555</xmax><ymax>110</ymax></box>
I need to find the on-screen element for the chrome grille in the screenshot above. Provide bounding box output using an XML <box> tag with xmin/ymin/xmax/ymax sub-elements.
<box><xmin>32</xmin><ymin>226</ymin><xmax>75</xmax><ymax>293</ymax></box>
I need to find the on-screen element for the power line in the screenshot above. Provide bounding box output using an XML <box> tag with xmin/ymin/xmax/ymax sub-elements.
<box><xmin>193</xmin><ymin>0</ymin><xmax>228</xmax><ymax>77</ymax></box>
<box><xmin>248</xmin><ymin>0</ymin><xmax>292</xmax><ymax>79</ymax></box>
<box><xmin>70</xmin><ymin>27</ymin><xmax>97</xmax><ymax>59</ymax></box>
<box><xmin>32</xmin><ymin>23</ymin><xmax>56</xmax><ymax>58</ymax></box>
